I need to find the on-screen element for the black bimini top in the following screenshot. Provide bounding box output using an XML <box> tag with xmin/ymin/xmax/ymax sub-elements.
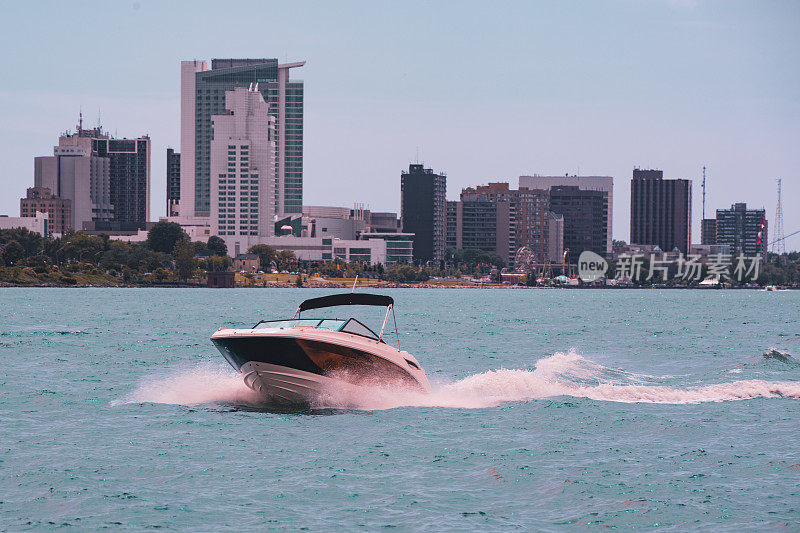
<box><xmin>298</xmin><ymin>293</ymin><xmax>394</xmax><ymax>313</ymax></box>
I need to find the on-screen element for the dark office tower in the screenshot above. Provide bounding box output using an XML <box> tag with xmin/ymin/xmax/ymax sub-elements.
<box><xmin>715</xmin><ymin>203</ymin><xmax>767</xmax><ymax>256</ymax></box>
<box><xmin>549</xmin><ymin>185</ymin><xmax>608</xmax><ymax>262</ymax></box>
<box><xmin>701</xmin><ymin>219</ymin><xmax>717</xmax><ymax>245</ymax></box>
<box><xmin>180</xmin><ymin>58</ymin><xmax>304</xmax><ymax>217</ymax></box>
<box><xmin>167</xmin><ymin>149</ymin><xmax>180</xmax><ymax>217</ymax></box>
<box><xmin>401</xmin><ymin>164</ymin><xmax>446</xmax><ymax>263</ymax></box>
<box><xmin>446</xmin><ymin>200</ymin><xmax>458</xmax><ymax>250</ymax></box>
<box><xmin>92</xmin><ymin>135</ymin><xmax>151</xmax><ymax>229</ymax></box>
<box><xmin>630</xmin><ymin>169</ymin><xmax>692</xmax><ymax>254</ymax></box>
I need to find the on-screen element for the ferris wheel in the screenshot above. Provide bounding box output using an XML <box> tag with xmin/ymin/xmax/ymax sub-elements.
<box><xmin>514</xmin><ymin>246</ymin><xmax>536</xmax><ymax>272</ymax></box>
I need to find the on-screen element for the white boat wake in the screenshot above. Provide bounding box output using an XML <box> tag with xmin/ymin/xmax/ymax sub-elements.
<box><xmin>113</xmin><ymin>351</ymin><xmax>800</xmax><ymax>410</ymax></box>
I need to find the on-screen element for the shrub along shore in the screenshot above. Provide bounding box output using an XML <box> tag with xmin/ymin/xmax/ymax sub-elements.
<box><xmin>2</xmin><ymin>222</ymin><xmax>798</xmax><ymax>288</ymax></box>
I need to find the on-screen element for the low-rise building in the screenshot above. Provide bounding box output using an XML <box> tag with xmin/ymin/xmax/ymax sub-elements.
<box><xmin>359</xmin><ymin>232</ymin><xmax>414</xmax><ymax>264</ymax></box>
<box><xmin>258</xmin><ymin>236</ymin><xmax>387</xmax><ymax>265</ymax></box>
<box><xmin>232</xmin><ymin>253</ymin><xmax>260</xmax><ymax>273</ymax></box>
<box><xmin>0</xmin><ymin>212</ymin><xmax>50</xmax><ymax>237</ymax></box>
<box><xmin>368</xmin><ymin>212</ymin><xmax>400</xmax><ymax>233</ymax></box>
<box><xmin>20</xmin><ymin>187</ymin><xmax>71</xmax><ymax>236</ymax></box>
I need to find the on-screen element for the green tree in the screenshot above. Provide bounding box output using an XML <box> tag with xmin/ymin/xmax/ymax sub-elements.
<box><xmin>1</xmin><ymin>240</ymin><xmax>25</xmax><ymax>265</ymax></box>
<box><xmin>192</xmin><ymin>241</ymin><xmax>210</xmax><ymax>254</ymax></box>
<box><xmin>0</xmin><ymin>228</ymin><xmax>42</xmax><ymax>257</ymax></box>
<box><xmin>174</xmin><ymin>240</ymin><xmax>198</xmax><ymax>280</ymax></box>
<box><xmin>61</xmin><ymin>233</ymin><xmax>105</xmax><ymax>263</ymax></box>
<box><xmin>385</xmin><ymin>264</ymin><xmax>429</xmax><ymax>282</ymax></box>
<box><xmin>146</xmin><ymin>221</ymin><xmax>188</xmax><ymax>254</ymax></box>
<box><xmin>100</xmin><ymin>241</ymin><xmax>135</xmax><ymax>271</ymax></box>
<box><xmin>275</xmin><ymin>250</ymin><xmax>297</xmax><ymax>270</ymax></box>
<box><xmin>248</xmin><ymin>244</ymin><xmax>277</xmax><ymax>271</ymax></box>
<box><xmin>203</xmin><ymin>255</ymin><xmax>231</xmax><ymax>272</ymax></box>
<box><xmin>207</xmin><ymin>236</ymin><xmax>228</xmax><ymax>257</ymax></box>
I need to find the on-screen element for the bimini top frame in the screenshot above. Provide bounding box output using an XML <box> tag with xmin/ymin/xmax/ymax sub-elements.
<box><xmin>294</xmin><ymin>293</ymin><xmax>400</xmax><ymax>348</ymax></box>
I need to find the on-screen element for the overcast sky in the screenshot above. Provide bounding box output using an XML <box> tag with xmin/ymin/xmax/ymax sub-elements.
<box><xmin>0</xmin><ymin>0</ymin><xmax>797</xmax><ymax>249</ymax></box>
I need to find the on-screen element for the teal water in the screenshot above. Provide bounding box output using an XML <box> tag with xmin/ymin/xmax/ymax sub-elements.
<box><xmin>1</xmin><ymin>288</ymin><xmax>799</xmax><ymax>530</ymax></box>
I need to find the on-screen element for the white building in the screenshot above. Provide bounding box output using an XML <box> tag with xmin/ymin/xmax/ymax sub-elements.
<box><xmin>210</xmin><ymin>85</ymin><xmax>277</xmax><ymax>255</ymax></box>
<box><xmin>179</xmin><ymin>58</ymin><xmax>304</xmax><ymax>219</ymax></box>
<box><xmin>0</xmin><ymin>212</ymin><xmax>50</xmax><ymax>237</ymax></box>
<box><xmin>303</xmin><ymin>205</ymin><xmax>352</xmax><ymax>219</ymax></box>
<box><xmin>262</xmin><ymin>236</ymin><xmax>387</xmax><ymax>265</ymax></box>
<box><xmin>519</xmin><ymin>174</ymin><xmax>613</xmax><ymax>255</ymax></box>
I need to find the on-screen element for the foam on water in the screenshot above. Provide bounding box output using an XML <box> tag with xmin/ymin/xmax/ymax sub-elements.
<box><xmin>112</xmin><ymin>362</ymin><xmax>262</xmax><ymax>407</ymax></box>
<box><xmin>114</xmin><ymin>351</ymin><xmax>800</xmax><ymax>410</ymax></box>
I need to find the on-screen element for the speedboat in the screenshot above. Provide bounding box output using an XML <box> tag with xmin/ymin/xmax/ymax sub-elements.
<box><xmin>211</xmin><ymin>293</ymin><xmax>431</xmax><ymax>405</ymax></box>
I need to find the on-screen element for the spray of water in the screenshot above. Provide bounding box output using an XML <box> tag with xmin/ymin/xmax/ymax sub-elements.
<box><xmin>111</xmin><ymin>362</ymin><xmax>262</xmax><ymax>407</ymax></box>
<box><xmin>113</xmin><ymin>351</ymin><xmax>800</xmax><ymax>410</ymax></box>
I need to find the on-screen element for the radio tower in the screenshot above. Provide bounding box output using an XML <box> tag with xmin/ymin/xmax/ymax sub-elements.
<box><xmin>772</xmin><ymin>178</ymin><xmax>786</xmax><ymax>255</ymax></box>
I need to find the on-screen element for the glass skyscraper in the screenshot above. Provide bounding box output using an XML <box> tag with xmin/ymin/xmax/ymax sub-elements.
<box><xmin>180</xmin><ymin>58</ymin><xmax>304</xmax><ymax>218</ymax></box>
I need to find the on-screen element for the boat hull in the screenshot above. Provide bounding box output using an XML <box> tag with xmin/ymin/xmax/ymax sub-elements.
<box><xmin>240</xmin><ymin>361</ymin><xmax>359</xmax><ymax>405</ymax></box>
<box><xmin>211</xmin><ymin>329</ymin><xmax>430</xmax><ymax>405</ymax></box>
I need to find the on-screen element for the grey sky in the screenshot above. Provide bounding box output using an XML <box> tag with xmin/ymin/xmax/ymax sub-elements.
<box><xmin>0</xmin><ymin>0</ymin><xmax>797</xmax><ymax>249</ymax></box>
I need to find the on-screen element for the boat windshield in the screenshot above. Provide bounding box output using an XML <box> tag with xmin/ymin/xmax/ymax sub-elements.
<box><xmin>251</xmin><ymin>317</ymin><xmax>382</xmax><ymax>341</ymax></box>
<box><xmin>340</xmin><ymin>318</ymin><xmax>379</xmax><ymax>340</ymax></box>
<box><xmin>253</xmin><ymin>319</ymin><xmax>347</xmax><ymax>331</ymax></box>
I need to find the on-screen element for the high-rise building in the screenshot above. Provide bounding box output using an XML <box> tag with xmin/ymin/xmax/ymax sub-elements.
<box><xmin>89</xmin><ymin>135</ymin><xmax>150</xmax><ymax>229</ymax></box>
<box><xmin>630</xmin><ymin>169</ymin><xmax>692</xmax><ymax>254</ymax></box>
<box><xmin>401</xmin><ymin>164</ymin><xmax>446</xmax><ymax>263</ymax></box>
<box><xmin>510</xmin><ymin>187</ymin><xmax>549</xmax><ymax>263</ymax></box>
<box><xmin>167</xmin><ymin>148</ymin><xmax>180</xmax><ymax>217</ymax></box>
<box><xmin>701</xmin><ymin>218</ymin><xmax>717</xmax><ymax>245</ymax></box>
<box><xmin>455</xmin><ymin>184</ymin><xmax>518</xmax><ymax>264</ymax></box>
<box><xmin>548</xmin><ymin>185</ymin><xmax>608</xmax><ymax>262</ymax></box>
<box><xmin>180</xmin><ymin>58</ymin><xmax>304</xmax><ymax>219</ymax></box>
<box><xmin>548</xmin><ymin>212</ymin><xmax>564</xmax><ymax>264</ymax></box>
<box><xmin>449</xmin><ymin>183</ymin><xmax>551</xmax><ymax>266</ymax></box>
<box><xmin>210</xmin><ymin>86</ymin><xmax>277</xmax><ymax>254</ymax></box>
<box><xmin>519</xmin><ymin>174</ymin><xmax>613</xmax><ymax>255</ymax></box>
<box><xmin>19</xmin><ymin>187</ymin><xmax>71</xmax><ymax>235</ymax></box>
<box><xmin>34</xmin><ymin>140</ymin><xmax>112</xmax><ymax>231</ymax></box>
<box><xmin>715</xmin><ymin>203</ymin><xmax>767</xmax><ymax>256</ymax></box>
<box><xmin>446</xmin><ymin>201</ymin><xmax>458</xmax><ymax>250</ymax></box>
<box><xmin>458</xmin><ymin>188</ymin><xmax>498</xmax><ymax>254</ymax></box>
<box><xmin>49</xmin><ymin>125</ymin><xmax>150</xmax><ymax>230</ymax></box>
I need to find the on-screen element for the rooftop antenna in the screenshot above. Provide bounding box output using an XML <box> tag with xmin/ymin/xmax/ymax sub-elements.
<box><xmin>772</xmin><ymin>178</ymin><xmax>786</xmax><ymax>256</ymax></box>
<box><xmin>97</xmin><ymin>107</ymin><xmax>102</xmax><ymax>129</ymax></box>
<box><xmin>701</xmin><ymin>166</ymin><xmax>706</xmax><ymax>221</ymax></box>
<box><xmin>78</xmin><ymin>107</ymin><xmax>83</xmax><ymax>133</ymax></box>
<box><xmin>415</xmin><ymin>146</ymin><xmax>419</xmax><ymax>164</ymax></box>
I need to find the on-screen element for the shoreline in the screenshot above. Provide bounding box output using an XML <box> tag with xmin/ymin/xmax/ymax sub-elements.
<box><xmin>1</xmin><ymin>281</ymin><xmax>794</xmax><ymax>290</ymax></box>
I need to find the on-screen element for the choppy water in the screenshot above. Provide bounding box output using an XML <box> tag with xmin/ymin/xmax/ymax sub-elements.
<box><xmin>1</xmin><ymin>288</ymin><xmax>799</xmax><ymax>530</ymax></box>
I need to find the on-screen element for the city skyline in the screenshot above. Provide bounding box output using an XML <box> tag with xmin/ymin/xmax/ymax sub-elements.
<box><xmin>0</xmin><ymin>1</ymin><xmax>797</xmax><ymax>250</ymax></box>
